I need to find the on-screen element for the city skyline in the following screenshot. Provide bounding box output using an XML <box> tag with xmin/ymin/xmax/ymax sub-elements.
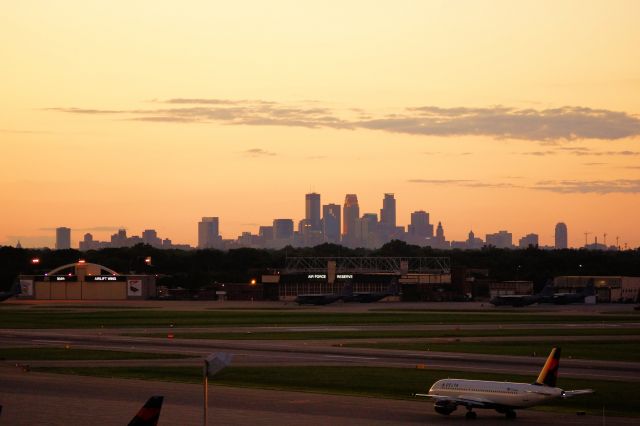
<box><xmin>26</xmin><ymin>191</ymin><xmax>630</xmax><ymax>250</ymax></box>
<box><xmin>2</xmin><ymin>1</ymin><xmax>639</xmax><ymax>249</ymax></box>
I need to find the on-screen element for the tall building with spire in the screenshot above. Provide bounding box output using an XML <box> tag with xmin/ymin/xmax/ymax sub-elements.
<box><xmin>555</xmin><ymin>222</ymin><xmax>568</xmax><ymax>249</ymax></box>
<box><xmin>305</xmin><ymin>192</ymin><xmax>321</xmax><ymax>232</ymax></box>
<box><xmin>342</xmin><ymin>194</ymin><xmax>360</xmax><ymax>243</ymax></box>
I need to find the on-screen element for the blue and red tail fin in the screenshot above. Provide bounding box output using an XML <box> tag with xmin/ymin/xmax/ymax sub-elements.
<box><xmin>534</xmin><ymin>347</ymin><xmax>561</xmax><ymax>387</ymax></box>
<box><xmin>128</xmin><ymin>396</ymin><xmax>163</xmax><ymax>426</ymax></box>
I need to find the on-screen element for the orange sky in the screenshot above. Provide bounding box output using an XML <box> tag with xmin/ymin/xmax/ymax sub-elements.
<box><xmin>2</xmin><ymin>1</ymin><xmax>639</xmax><ymax>248</ymax></box>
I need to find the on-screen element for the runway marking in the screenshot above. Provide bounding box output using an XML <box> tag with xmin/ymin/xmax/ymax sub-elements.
<box><xmin>324</xmin><ymin>355</ymin><xmax>378</xmax><ymax>360</ymax></box>
<box><xmin>284</xmin><ymin>328</ymin><xmax>361</xmax><ymax>331</ymax></box>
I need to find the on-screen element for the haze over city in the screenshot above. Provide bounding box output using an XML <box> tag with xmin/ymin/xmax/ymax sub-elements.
<box><xmin>2</xmin><ymin>1</ymin><xmax>639</xmax><ymax>249</ymax></box>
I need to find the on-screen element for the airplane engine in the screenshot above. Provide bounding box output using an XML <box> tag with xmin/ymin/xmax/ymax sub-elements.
<box><xmin>434</xmin><ymin>401</ymin><xmax>457</xmax><ymax>415</ymax></box>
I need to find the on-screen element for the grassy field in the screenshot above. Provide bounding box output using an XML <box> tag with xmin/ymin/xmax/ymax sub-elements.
<box><xmin>35</xmin><ymin>365</ymin><xmax>638</xmax><ymax>417</ymax></box>
<box><xmin>1</xmin><ymin>308</ymin><xmax>638</xmax><ymax>329</ymax></box>
<box><xmin>0</xmin><ymin>347</ymin><xmax>193</xmax><ymax>361</ymax></box>
<box><xmin>126</xmin><ymin>327</ymin><xmax>640</xmax><ymax>341</ymax></box>
<box><xmin>344</xmin><ymin>340</ymin><xmax>640</xmax><ymax>362</ymax></box>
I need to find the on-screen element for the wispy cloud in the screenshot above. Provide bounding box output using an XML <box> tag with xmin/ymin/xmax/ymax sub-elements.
<box><xmin>48</xmin><ymin>99</ymin><xmax>640</xmax><ymax>142</ymax></box>
<box><xmin>244</xmin><ymin>148</ymin><xmax>276</xmax><ymax>157</ymax></box>
<box><xmin>533</xmin><ymin>179</ymin><xmax>640</xmax><ymax>194</ymax></box>
<box><xmin>358</xmin><ymin>106</ymin><xmax>640</xmax><ymax>141</ymax></box>
<box><xmin>409</xmin><ymin>178</ymin><xmax>640</xmax><ymax>194</ymax></box>
<box><xmin>4</xmin><ymin>235</ymin><xmax>53</xmax><ymax>248</ymax></box>
<box><xmin>38</xmin><ymin>226</ymin><xmax>123</xmax><ymax>232</ymax></box>
<box><xmin>1</xmin><ymin>129</ymin><xmax>52</xmax><ymax>134</ymax></box>
<box><xmin>522</xmin><ymin>150</ymin><xmax>557</xmax><ymax>156</ymax></box>
<box><xmin>408</xmin><ymin>179</ymin><xmax>518</xmax><ymax>188</ymax></box>
<box><xmin>521</xmin><ymin>147</ymin><xmax>640</xmax><ymax>156</ymax></box>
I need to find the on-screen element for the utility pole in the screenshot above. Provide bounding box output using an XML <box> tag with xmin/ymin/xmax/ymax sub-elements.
<box><xmin>616</xmin><ymin>236</ymin><xmax>620</xmax><ymax>250</ymax></box>
<box><xmin>584</xmin><ymin>232</ymin><xmax>591</xmax><ymax>247</ymax></box>
<box><xmin>604</xmin><ymin>233</ymin><xmax>607</xmax><ymax>247</ymax></box>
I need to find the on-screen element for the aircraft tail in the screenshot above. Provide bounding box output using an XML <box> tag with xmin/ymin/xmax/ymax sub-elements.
<box><xmin>534</xmin><ymin>347</ymin><xmax>561</xmax><ymax>387</ymax></box>
<box><xmin>128</xmin><ymin>396</ymin><xmax>164</xmax><ymax>426</ymax></box>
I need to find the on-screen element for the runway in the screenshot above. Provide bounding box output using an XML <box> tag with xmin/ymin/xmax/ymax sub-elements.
<box><xmin>1</xmin><ymin>366</ymin><xmax>634</xmax><ymax>426</ymax></box>
<box><xmin>1</xmin><ymin>302</ymin><xmax>639</xmax><ymax>423</ymax></box>
<box><xmin>2</xmin><ymin>329</ymin><xmax>639</xmax><ymax>382</ymax></box>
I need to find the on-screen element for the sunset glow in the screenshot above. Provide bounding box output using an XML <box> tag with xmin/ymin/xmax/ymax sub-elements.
<box><xmin>2</xmin><ymin>0</ymin><xmax>639</xmax><ymax>248</ymax></box>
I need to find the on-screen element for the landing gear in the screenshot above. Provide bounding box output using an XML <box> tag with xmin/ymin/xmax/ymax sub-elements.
<box><xmin>465</xmin><ymin>410</ymin><xmax>477</xmax><ymax>420</ymax></box>
<box><xmin>505</xmin><ymin>410</ymin><xmax>517</xmax><ymax>419</ymax></box>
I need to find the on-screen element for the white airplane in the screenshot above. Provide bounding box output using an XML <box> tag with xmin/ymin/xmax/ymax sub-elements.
<box><xmin>417</xmin><ymin>347</ymin><xmax>593</xmax><ymax>419</ymax></box>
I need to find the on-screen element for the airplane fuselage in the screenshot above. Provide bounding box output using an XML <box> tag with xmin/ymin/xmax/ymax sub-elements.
<box><xmin>429</xmin><ymin>379</ymin><xmax>562</xmax><ymax>409</ymax></box>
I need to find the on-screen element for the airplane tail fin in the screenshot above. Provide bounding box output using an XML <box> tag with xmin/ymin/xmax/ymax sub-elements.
<box><xmin>128</xmin><ymin>396</ymin><xmax>164</xmax><ymax>426</ymax></box>
<box><xmin>534</xmin><ymin>347</ymin><xmax>561</xmax><ymax>387</ymax></box>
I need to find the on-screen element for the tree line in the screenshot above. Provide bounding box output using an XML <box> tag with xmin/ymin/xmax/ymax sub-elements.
<box><xmin>1</xmin><ymin>241</ymin><xmax>638</xmax><ymax>291</ymax></box>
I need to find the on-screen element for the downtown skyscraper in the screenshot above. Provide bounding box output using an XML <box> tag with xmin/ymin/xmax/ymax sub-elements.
<box><xmin>198</xmin><ymin>217</ymin><xmax>220</xmax><ymax>249</ymax></box>
<box><xmin>55</xmin><ymin>227</ymin><xmax>71</xmax><ymax>250</ymax></box>
<box><xmin>322</xmin><ymin>203</ymin><xmax>341</xmax><ymax>244</ymax></box>
<box><xmin>342</xmin><ymin>194</ymin><xmax>360</xmax><ymax>245</ymax></box>
<box><xmin>305</xmin><ymin>192</ymin><xmax>321</xmax><ymax>232</ymax></box>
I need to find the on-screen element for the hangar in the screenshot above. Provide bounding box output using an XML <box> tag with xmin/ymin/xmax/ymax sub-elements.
<box><xmin>263</xmin><ymin>256</ymin><xmax>452</xmax><ymax>301</ymax></box>
<box><xmin>19</xmin><ymin>261</ymin><xmax>156</xmax><ymax>300</ymax></box>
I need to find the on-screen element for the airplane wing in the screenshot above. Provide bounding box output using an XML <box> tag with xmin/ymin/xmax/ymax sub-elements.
<box><xmin>562</xmin><ymin>389</ymin><xmax>594</xmax><ymax>398</ymax></box>
<box><xmin>415</xmin><ymin>393</ymin><xmax>493</xmax><ymax>408</ymax></box>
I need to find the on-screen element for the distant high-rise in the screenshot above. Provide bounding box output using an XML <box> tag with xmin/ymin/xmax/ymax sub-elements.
<box><xmin>486</xmin><ymin>230</ymin><xmax>513</xmax><ymax>248</ymax></box>
<box><xmin>435</xmin><ymin>222</ymin><xmax>445</xmax><ymax>241</ymax></box>
<box><xmin>380</xmin><ymin>193</ymin><xmax>396</xmax><ymax>229</ymax></box>
<box><xmin>408</xmin><ymin>211</ymin><xmax>433</xmax><ymax>238</ymax></box>
<box><xmin>322</xmin><ymin>203</ymin><xmax>341</xmax><ymax>243</ymax></box>
<box><xmin>356</xmin><ymin>213</ymin><xmax>379</xmax><ymax>247</ymax></box>
<box><xmin>273</xmin><ymin>219</ymin><xmax>294</xmax><ymax>240</ymax></box>
<box><xmin>259</xmin><ymin>226</ymin><xmax>274</xmax><ymax>241</ymax></box>
<box><xmin>342</xmin><ymin>194</ymin><xmax>360</xmax><ymax>240</ymax></box>
<box><xmin>305</xmin><ymin>193</ymin><xmax>322</xmax><ymax>232</ymax></box>
<box><xmin>518</xmin><ymin>233</ymin><xmax>539</xmax><ymax>248</ymax></box>
<box><xmin>555</xmin><ymin>222</ymin><xmax>568</xmax><ymax>249</ymax></box>
<box><xmin>111</xmin><ymin>229</ymin><xmax>128</xmax><ymax>247</ymax></box>
<box><xmin>198</xmin><ymin>217</ymin><xmax>220</xmax><ymax>249</ymax></box>
<box><xmin>55</xmin><ymin>227</ymin><xmax>71</xmax><ymax>250</ymax></box>
<box><xmin>142</xmin><ymin>229</ymin><xmax>162</xmax><ymax>247</ymax></box>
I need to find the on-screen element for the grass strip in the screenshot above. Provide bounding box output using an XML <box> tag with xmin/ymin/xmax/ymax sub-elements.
<box><xmin>0</xmin><ymin>347</ymin><xmax>193</xmax><ymax>361</ymax></box>
<box><xmin>34</xmin><ymin>365</ymin><xmax>638</xmax><ymax>417</ymax></box>
<box><xmin>344</xmin><ymin>340</ymin><xmax>640</xmax><ymax>363</ymax></box>
<box><xmin>126</xmin><ymin>327</ymin><xmax>640</xmax><ymax>341</ymax></box>
<box><xmin>1</xmin><ymin>309</ymin><xmax>638</xmax><ymax>329</ymax></box>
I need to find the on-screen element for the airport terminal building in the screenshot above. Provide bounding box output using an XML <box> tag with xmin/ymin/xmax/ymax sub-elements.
<box><xmin>263</xmin><ymin>256</ymin><xmax>452</xmax><ymax>301</ymax></box>
<box><xmin>19</xmin><ymin>261</ymin><xmax>156</xmax><ymax>300</ymax></box>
